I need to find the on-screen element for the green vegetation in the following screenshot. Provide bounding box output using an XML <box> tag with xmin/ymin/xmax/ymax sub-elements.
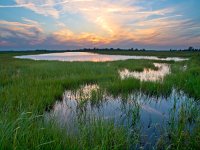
<box><xmin>0</xmin><ymin>51</ymin><xmax>200</xmax><ymax>149</ymax></box>
<box><xmin>94</xmin><ymin>49</ymin><xmax>199</xmax><ymax>58</ymax></box>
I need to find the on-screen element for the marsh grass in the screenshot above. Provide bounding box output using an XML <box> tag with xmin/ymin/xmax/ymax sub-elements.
<box><xmin>0</xmin><ymin>51</ymin><xmax>200</xmax><ymax>149</ymax></box>
<box><xmin>157</xmin><ymin>97</ymin><xmax>200</xmax><ymax>150</ymax></box>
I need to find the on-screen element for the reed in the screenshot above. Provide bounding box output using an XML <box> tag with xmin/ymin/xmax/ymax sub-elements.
<box><xmin>0</xmin><ymin>51</ymin><xmax>200</xmax><ymax>149</ymax></box>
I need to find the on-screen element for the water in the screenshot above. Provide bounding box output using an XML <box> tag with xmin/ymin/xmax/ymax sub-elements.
<box><xmin>46</xmin><ymin>84</ymin><xmax>199</xmax><ymax>148</ymax></box>
<box><xmin>119</xmin><ymin>63</ymin><xmax>171</xmax><ymax>81</ymax></box>
<box><xmin>15</xmin><ymin>52</ymin><xmax>188</xmax><ymax>62</ymax></box>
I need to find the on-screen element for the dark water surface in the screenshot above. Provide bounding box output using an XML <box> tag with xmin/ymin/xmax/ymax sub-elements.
<box><xmin>45</xmin><ymin>84</ymin><xmax>199</xmax><ymax>148</ymax></box>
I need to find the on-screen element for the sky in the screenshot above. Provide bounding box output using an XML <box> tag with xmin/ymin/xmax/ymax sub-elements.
<box><xmin>0</xmin><ymin>0</ymin><xmax>200</xmax><ymax>50</ymax></box>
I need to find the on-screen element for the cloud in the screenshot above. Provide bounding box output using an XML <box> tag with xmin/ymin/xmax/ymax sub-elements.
<box><xmin>0</xmin><ymin>19</ymin><xmax>45</xmax><ymax>47</ymax></box>
<box><xmin>0</xmin><ymin>0</ymin><xmax>200</xmax><ymax>49</ymax></box>
<box><xmin>0</xmin><ymin>40</ymin><xmax>10</xmax><ymax>46</ymax></box>
<box><xmin>0</xmin><ymin>0</ymin><xmax>95</xmax><ymax>18</ymax></box>
<box><xmin>52</xmin><ymin>28</ymin><xmax>112</xmax><ymax>46</ymax></box>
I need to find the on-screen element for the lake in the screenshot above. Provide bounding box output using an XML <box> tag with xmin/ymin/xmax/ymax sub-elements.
<box><xmin>15</xmin><ymin>52</ymin><xmax>188</xmax><ymax>62</ymax></box>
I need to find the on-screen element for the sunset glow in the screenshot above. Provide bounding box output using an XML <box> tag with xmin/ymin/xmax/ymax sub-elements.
<box><xmin>0</xmin><ymin>0</ymin><xmax>200</xmax><ymax>50</ymax></box>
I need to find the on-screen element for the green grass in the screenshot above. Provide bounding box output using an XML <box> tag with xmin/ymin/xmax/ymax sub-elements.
<box><xmin>93</xmin><ymin>50</ymin><xmax>199</xmax><ymax>58</ymax></box>
<box><xmin>0</xmin><ymin>51</ymin><xmax>200</xmax><ymax>149</ymax></box>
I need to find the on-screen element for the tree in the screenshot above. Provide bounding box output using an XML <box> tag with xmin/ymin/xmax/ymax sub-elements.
<box><xmin>188</xmin><ymin>46</ymin><xmax>194</xmax><ymax>51</ymax></box>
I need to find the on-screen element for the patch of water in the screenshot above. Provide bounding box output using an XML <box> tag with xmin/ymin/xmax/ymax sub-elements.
<box><xmin>64</xmin><ymin>84</ymin><xmax>99</xmax><ymax>100</ymax></box>
<box><xmin>183</xmin><ymin>65</ymin><xmax>188</xmax><ymax>71</ymax></box>
<box><xmin>119</xmin><ymin>63</ymin><xmax>171</xmax><ymax>81</ymax></box>
<box><xmin>45</xmin><ymin>84</ymin><xmax>199</xmax><ymax>148</ymax></box>
<box><xmin>15</xmin><ymin>52</ymin><xmax>188</xmax><ymax>62</ymax></box>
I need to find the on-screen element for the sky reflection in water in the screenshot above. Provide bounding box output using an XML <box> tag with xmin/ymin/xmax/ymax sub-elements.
<box><xmin>15</xmin><ymin>52</ymin><xmax>188</xmax><ymax>62</ymax></box>
<box><xmin>119</xmin><ymin>63</ymin><xmax>171</xmax><ymax>82</ymax></box>
<box><xmin>46</xmin><ymin>84</ymin><xmax>198</xmax><ymax>147</ymax></box>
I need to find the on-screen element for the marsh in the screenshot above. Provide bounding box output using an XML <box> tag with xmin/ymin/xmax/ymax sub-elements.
<box><xmin>1</xmin><ymin>51</ymin><xmax>200</xmax><ymax>150</ymax></box>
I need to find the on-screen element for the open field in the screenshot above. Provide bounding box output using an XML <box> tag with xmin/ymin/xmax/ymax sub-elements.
<box><xmin>0</xmin><ymin>51</ymin><xmax>200</xmax><ymax>149</ymax></box>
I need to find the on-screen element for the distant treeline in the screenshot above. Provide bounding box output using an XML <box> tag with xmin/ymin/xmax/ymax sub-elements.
<box><xmin>81</xmin><ymin>48</ymin><xmax>146</xmax><ymax>51</ymax></box>
<box><xmin>170</xmin><ymin>46</ymin><xmax>200</xmax><ymax>52</ymax></box>
<box><xmin>81</xmin><ymin>47</ymin><xmax>200</xmax><ymax>52</ymax></box>
<box><xmin>34</xmin><ymin>46</ymin><xmax>200</xmax><ymax>52</ymax></box>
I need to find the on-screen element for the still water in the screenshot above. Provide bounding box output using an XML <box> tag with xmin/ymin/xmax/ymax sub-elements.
<box><xmin>15</xmin><ymin>52</ymin><xmax>188</xmax><ymax>62</ymax></box>
<box><xmin>119</xmin><ymin>63</ymin><xmax>171</xmax><ymax>81</ymax></box>
<box><xmin>45</xmin><ymin>84</ymin><xmax>199</xmax><ymax>148</ymax></box>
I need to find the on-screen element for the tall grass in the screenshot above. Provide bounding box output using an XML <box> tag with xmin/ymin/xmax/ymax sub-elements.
<box><xmin>0</xmin><ymin>51</ymin><xmax>200</xmax><ymax>149</ymax></box>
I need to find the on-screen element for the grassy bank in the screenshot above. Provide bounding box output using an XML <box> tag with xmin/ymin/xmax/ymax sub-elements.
<box><xmin>94</xmin><ymin>50</ymin><xmax>200</xmax><ymax>58</ymax></box>
<box><xmin>0</xmin><ymin>51</ymin><xmax>200</xmax><ymax>149</ymax></box>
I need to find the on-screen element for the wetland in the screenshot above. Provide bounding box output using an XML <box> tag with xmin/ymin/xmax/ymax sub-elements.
<box><xmin>0</xmin><ymin>50</ymin><xmax>200</xmax><ymax>149</ymax></box>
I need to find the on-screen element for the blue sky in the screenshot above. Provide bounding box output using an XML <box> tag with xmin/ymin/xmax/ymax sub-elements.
<box><xmin>0</xmin><ymin>0</ymin><xmax>200</xmax><ymax>50</ymax></box>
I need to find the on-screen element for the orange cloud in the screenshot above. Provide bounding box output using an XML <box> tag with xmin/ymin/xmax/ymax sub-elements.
<box><xmin>1</xmin><ymin>0</ymin><xmax>200</xmax><ymax>48</ymax></box>
<box><xmin>53</xmin><ymin>29</ymin><xmax>112</xmax><ymax>46</ymax></box>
